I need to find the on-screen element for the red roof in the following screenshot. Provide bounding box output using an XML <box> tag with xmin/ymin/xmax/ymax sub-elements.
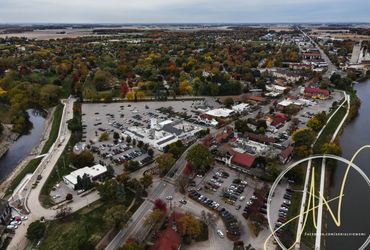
<box><xmin>303</xmin><ymin>52</ymin><xmax>321</xmax><ymax>57</ymax></box>
<box><xmin>304</xmin><ymin>88</ymin><xmax>329</xmax><ymax>96</ymax></box>
<box><xmin>230</xmin><ymin>151</ymin><xmax>256</xmax><ymax>169</ymax></box>
<box><xmin>280</xmin><ymin>146</ymin><xmax>294</xmax><ymax>159</ymax></box>
<box><xmin>275</xmin><ymin>113</ymin><xmax>289</xmax><ymax>120</ymax></box>
<box><xmin>152</xmin><ymin>212</ymin><xmax>182</xmax><ymax>250</ymax></box>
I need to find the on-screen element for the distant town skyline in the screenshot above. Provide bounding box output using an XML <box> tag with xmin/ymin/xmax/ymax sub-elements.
<box><xmin>1</xmin><ymin>0</ymin><xmax>370</xmax><ymax>23</ymax></box>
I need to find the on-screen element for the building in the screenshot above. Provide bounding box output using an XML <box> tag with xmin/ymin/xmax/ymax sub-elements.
<box><xmin>303</xmin><ymin>87</ymin><xmax>330</xmax><ymax>99</ymax></box>
<box><xmin>303</xmin><ymin>51</ymin><xmax>321</xmax><ymax>60</ymax></box>
<box><xmin>0</xmin><ymin>200</ymin><xmax>11</xmax><ymax>225</ymax></box>
<box><xmin>231</xmin><ymin>103</ymin><xmax>250</xmax><ymax>113</ymax></box>
<box><xmin>63</xmin><ymin>164</ymin><xmax>107</xmax><ymax>190</ymax></box>
<box><xmin>279</xmin><ymin>146</ymin><xmax>294</xmax><ymax>164</ymax></box>
<box><xmin>125</xmin><ymin>119</ymin><xmax>203</xmax><ymax>151</ymax></box>
<box><xmin>205</xmin><ymin>108</ymin><xmax>235</xmax><ymax>118</ymax></box>
<box><xmin>230</xmin><ymin>150</ymin><xmax>257</xmax><ymax>169</ymax></box>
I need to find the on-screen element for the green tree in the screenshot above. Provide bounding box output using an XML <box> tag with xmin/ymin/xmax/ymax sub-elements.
<box><xmin>103</xmin><ymin>205</ymin><xmax>131</xmax><ymax>228</ymax></box>
<box><xmin>186</xmin><ymin>144</ymin><xmax>214</xmax><ymax>174</ymax></box>
<box><xmin>140</xmin><ymin>175</ymin><xmax>153</xmax><ymax>189</ymax></box>
<box><xmin>119</xmin><ymin>241</ymin><xmax>145</xmax><ymax>250</ymax></box>
<box><xmin>223</xmin><ymin>97</ymin><xmax>234</xmax><ymax>108</ymax></box>
<box><xmin>69</xmin><ymin>150</ymin><xmax>94</xmax><ymax>168</ymax></box>
<box><xmin>292</xmin><ymin>128</ymin><xmax>315</xmax><ymax>147</ymax></box>
<box><xmin>321</xmin><ymin>143</ymin><xmax>342</xmax><ymax>155</ymax></box>
<box><xmin>26</xmin><ymin>220</ymin><xmax>46</xmax><ymax>241</ymax></box>
<box><xmin>144</xmin><ymin>208</ymin><xmax>165</xmax><ymax>226</ymax></box>
<box><xmin>100</xmin><ymin>131</ymin><xmax>110</xmax><ymax>141</ymax></box>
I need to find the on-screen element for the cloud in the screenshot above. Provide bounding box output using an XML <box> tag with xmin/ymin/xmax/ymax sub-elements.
<box><xmin>0</xmin><ymin>0</ymin><xmax>369</xmax><ymax>23</ymax></box>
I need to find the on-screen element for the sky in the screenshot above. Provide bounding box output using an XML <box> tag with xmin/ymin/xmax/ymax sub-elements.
<box><xmin>0</xmin><ymin>0</ymin><xmax>369</xmax><ymax>23</ymax></box>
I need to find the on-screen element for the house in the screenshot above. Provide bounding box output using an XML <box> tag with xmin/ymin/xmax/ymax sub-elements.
<box><xmin>303</xmin><ymin>87</ymin><xmax>330</xmax><ymax>99</ymax></box>
<box><xmin>0</xmin><ymin>200</ymin><xmax>11</xmax><ymax>225</ymax></box>
<box><xmin>205</xmin><ymin>108</ymin><xmax>235</xmax><ymax>118</ymax></box>
<box><xmin>230</xmin><ymin>150</ymin><xmax>257</xmax><ymax>169</ymax></box>
<box><xmin>279</xmin><ymin>146</ymin><xmax>294</xmax><ymax>164</ymax></box>
<box><xmin>215</xmin><ymin>127</ymin><xmax>234</xmax><ymax>143</ymax></box>
<box><xmin>244</xmin><ymin>132</ymin><xmax>276</xmax><ymax>145</ymax></box>
<box><xmin>63</xmin><ymin>164</ymin><xmax>107</xmax><ymax>190</ymax></box>
<box><xmin>269</xmin><ymin>113</ymin><xmax>289</xmax><ymax>128</ymax></box>
<box><xmin>303</xmin><ymin>52</ymin><xmax>321</xmax><ymax>60</ymax></box>
<box><xmin>246</xmin><ymin>95</ymin><xmax>266</xmax><ymax>104</ymax></box>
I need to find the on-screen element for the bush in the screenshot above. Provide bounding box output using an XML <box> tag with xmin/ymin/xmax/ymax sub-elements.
<box><xmin>27</xmin><ymin>221</ymin><xmax>46</xmax><ymax>241</ymax></box>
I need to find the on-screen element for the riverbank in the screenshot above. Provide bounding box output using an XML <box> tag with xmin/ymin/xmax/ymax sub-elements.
<box><xmin>0</xmin><ymin>107</ymin><xmax>55</xmax><ymax>198</ymax></box>
<box><xmin>0</xmin><ymin>125</ymin><xmax>19</xmax><ymax>159</ymax></box>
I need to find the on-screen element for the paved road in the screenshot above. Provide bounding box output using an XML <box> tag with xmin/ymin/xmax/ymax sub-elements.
<box><xmin>299</xmin><ymin>27</ymin><xmax>341</xmax><ymax>79</ymax></box>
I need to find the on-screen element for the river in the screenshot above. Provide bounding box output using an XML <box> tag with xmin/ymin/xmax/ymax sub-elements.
<box><xmin>0</xmin><ymin>109</ymin><xmax>46</xmax><ymax>181</ymax></box>
<box><xmin>326</xmin><ymin>79</ymin><xmax>370</xmax><ymax>249</ymax></box>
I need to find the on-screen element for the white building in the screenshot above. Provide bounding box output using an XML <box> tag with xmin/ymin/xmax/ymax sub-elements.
<box><xmin>63</xmin><ymin>164</ymin><xmax>107</xmax><ymax>190</ymax></box>
<box><xmin>231</xmin><ymin>103</ymin><xmax>250</xmax><ymax>113</ymax></box>
<box><xmin>205</xmin><ymin>108</ymin><xmax>235</xmax><ymax>118</ymax></box>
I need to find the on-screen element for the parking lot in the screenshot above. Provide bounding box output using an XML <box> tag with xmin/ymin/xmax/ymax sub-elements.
<box><xmin>186</xmin><ymin>162</ymin><xmax>292</xmax><ymax>248</ymax></box>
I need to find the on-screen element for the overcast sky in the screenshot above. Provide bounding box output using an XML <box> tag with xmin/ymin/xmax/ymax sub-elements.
<box><xmin>0</xmin><ymin>0</ymin><xmax>369</xmax><ymax>23</ymax></box>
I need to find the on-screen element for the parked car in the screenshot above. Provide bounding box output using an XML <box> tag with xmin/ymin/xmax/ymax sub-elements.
<box><xmin>217</xmin><ymin>229</ymin><xmax>225</xmax><ymax>238</ymax></box>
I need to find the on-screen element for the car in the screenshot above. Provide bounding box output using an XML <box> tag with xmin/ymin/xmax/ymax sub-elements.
<box><xmin>196</xmin><ymin>174</ymin><xmax>203</xmax><ymax>178</ymax></box>
<box><xmin>166</xmin><ymin>196</ymin><xmax>173</xmax><ymax>200</ymax></box>
<box><xmin>280</xmin><ymin>206</ymin><xmax>289</xmax><ymax>212</ymax></box>
<box><xmin>179</xmin><ymin>200</ymin><xmax>187</xmax><ymax>205</ymax></box>
<box><xmin>251</xmin><ymin>195</ymin><xmax>257</xmax><ymax>200</ymax></box>
<box><xmin>239</xmin><ymin>196</ymin><xmax>245</xmax><ymax>201</ymax></box>
<box><xmin>217</xmin><ymin>229</ymin><xmax>225</xmax><ymax>238</ymax></box>
<box><xmin>283</xmin><ymin>200</ymin><xmax>291</xmax><ymax>205</ymax></box>
<box><xmin>235</xmin><ymin>205</ymin><xmax>241</xmax><ymax>210</ymax></box>
<box><xmin>6</xmin><ymin>225</ymin><xmax>17</xmax><ymax>230</ymax></box>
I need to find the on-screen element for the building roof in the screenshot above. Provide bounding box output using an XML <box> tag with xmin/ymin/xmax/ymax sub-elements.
<box><xmin>205</xmin><ymin>108</ymin><xmax>234</xmax><ymax>118</ymax></box>
<box><xmin>247</xmin><ymin>95</ymin><xmax>266</xmax><ymax>103</ymax></box>
<box><xmin>244</xmin><ymin>132</ymin><xmax>275</xmax><ymax>144</ymax></box>
<box><xmin>280</xmin><ymin>146</ymin><xmax>294</xmax><ymax>159</ymax></box>
<box><xmin>304</xmin><ymin>87</ymin><xmax>329</xmax><ymax>96</ymax></box>
<box><xmin>303</xmin><ymin>52</ymin><xmax>321</xmax><ymax>57</ymax></box>
<box><xmin>63</xmin><ymin>164</ymin><xmax>107</xmax><ymax>185</ymax></box>
<box><xmin>230</xmin><ymin>151</ymin><xmax>256</xmax><ymax>169</ymax></box>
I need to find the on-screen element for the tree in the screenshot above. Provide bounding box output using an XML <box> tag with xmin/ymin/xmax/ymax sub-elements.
<box><xmin>97</xmin><ymin>179</ymin><xmax>119</xmax><ymax>202</ymax></box>
<box><xmin>140</xmin><ymin>174</ymin><xmax>153</xmax><ymax>189</ymax></box>
<box><xmin>69</xmin><ymin>150</ymin><xmax>94</xmax><ymax>168</ymax></box>
<box><xmin>153</xmin><ymin>198</ymin><xmax>167</xmax><ymax>212</ymax></box>
<box><xmin>178</xmin><ymin>214</ymin><xmax>202</xmax><ymax>238</ymax></box>
<box><xmin>178</xmin><ymin>80</ymin><xmax>193</xmax><ymax>95</ymax></box>
<box><xmin>104</xmin><ymin>205</ymin><xmax>131</xmax><ymax>228</ymax></box>
<box><xmin>66</xmin><ymin>193</ymin><xmax>73</xmax><ymax>201</ymax></box>
<box><xmin>147</xmin><ymin>148</ymin><xmax>154</xmax><ymax>157</ymax></box>
<box><xmin>307</xmin><ymin>117</ymin><xmax>322</xmax><ymax>132</ymax></box>
<box><xmin>100</xmin><ymin>131</ymin><xmax>110</xmax><ymax>141</ymax></box>
<box><xmin>136</xmin><ymin>91</ymin><xmax>145</xmax><ymax>100</ymax></box>
<box><xmin>124</xmin><ymin>160</ymin><xmax>140</xmax><ymax>172</ymax></box>
<box><xmin>186</xmin><ymin>144</ymin><xmax>214</xmax><ymax>174</ymax></box>
<box><xmin>27</xmin><ymin>221</ymin><xmax>46</xmax><ymax>241</ymax></box>
<box><xmin>321</xmin><ymin>143</ymin><xmax>342</xmax><ymax>155</ymax></box>
<box><xmin>126</xmin><ymin>136</ymin><xmax>132</xmax><ymax>143</ymax></box>
<box><xmin>113</xmin><ymin>132</ymin><xmax>120</xmax><ymax>140</ymax></box>
<box><xmin>120</xmin><ymin>83</ymin><xmax>129</xmax><ymax>97</ymax></box>
<box><xmin>156</xmin><ymin>153</ymin><xmax>175</xmax><ymax>176</ymax></box>
<box><xmin>119</xmin><ymin>241</ymin><xmax>145</xmax><ymax>250</ymax></box>
<box><xmin>292</xmin><ymin>128</ymin><xmax>315</xmax><ymax>147</ymax></box>
<box><xmin>224</xmin><ymin>97</ymin><xmax>234</xmax><ymax>108</ymax></box>
<box><xmin>235</xmin><ymin>119</ymin><xmax>250</xmax><ymax>133</ymax></box>
<box><xmin>144</xmin><ymin>208</ymin><xmax>165</xmax><ymax>226</ymax></box>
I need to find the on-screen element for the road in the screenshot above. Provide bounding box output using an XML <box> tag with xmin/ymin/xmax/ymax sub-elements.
<box><xmin>298</xmin><ymin>27</ymin><xmax>341</xmax><ymax>79</ymax></box>
<box><xmin>105</xmin><ymin>144</ymin><xmax>193</xmax><ymax>250</ymax></box>
<box><xmin>7</xmin><ymin>98</ymin><xmax>100</xmax><ymax>250</ymax></box>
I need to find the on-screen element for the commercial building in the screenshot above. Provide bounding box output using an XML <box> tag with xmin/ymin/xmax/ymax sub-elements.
<box><xmin>63</xmin><ymin>164</ymin><xmax>107</xmax><ymax>190</ymax></box>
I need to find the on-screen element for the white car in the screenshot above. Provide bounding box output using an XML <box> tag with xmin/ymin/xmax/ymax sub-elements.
<box><xmin>283</xmin><ymin>200</ymin><xmax>291</xmax><ymax>205</ymax></box>
<box><xmin>166</xmin><ymin>196</ymin><xmax>173</xmax><ymax>200</ymax></box>
<box><xmin>239</xmin><ymin>196</ymin><xmax>246</xmax><ymax>201</ymax></box>
<box><xmin>7</xmin><ymin>225</ymin><xmax>17</xmax><ymax>230</ymax></box>
<box><xmin>21</xmin><ymin>216</ymin><xmax>28</xmax><ymax>221</ymax></box>
<box><xmin>281</xmin><ymin>206</ymin><xmax>289</xmax><ymax>211</ymax></box>
<box><xmin>217</xmin><ymin>229</ymin><xmax>225</xmax><ymax>238</ymax></box>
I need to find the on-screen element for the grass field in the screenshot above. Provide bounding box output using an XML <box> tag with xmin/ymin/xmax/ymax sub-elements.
<box><xmin>39</xmin><ymin>192</ymin><xmax>142</xmax><ymax>250</ymax></box>
<box><xmin>5</xmin><ymin>158</ymin><xmax>42</xmax><ymax>196</ymax></box>
<box><xmin>41</xmin><ymin>104</ymin><xmax>63</xmax><ymax>154</ymax></box>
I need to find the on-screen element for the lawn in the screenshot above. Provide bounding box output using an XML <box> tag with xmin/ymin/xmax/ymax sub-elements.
<box><xmin>41</xmin><ymin>104</ymin><xmax>63</xmax><ymax>154</ymax></box>
<box><xmin>39</xmin><ymin>191</ymin><xmax>141</xmax><ymax>250</ymax></box>
<box><xmin>5</xmin><ymin>158</ymin><xmax>43</xmax><ymax>196</ymax></box>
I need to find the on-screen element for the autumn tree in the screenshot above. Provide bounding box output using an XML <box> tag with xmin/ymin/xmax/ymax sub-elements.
<box><xmin>186</xmin><ymin>144</ymin><xmax>214</xmax><ymax>174</ymax></box>
<box><xmin>140</xmin><ymin>174</ymin><xmax>153</xmax><ymax>189</ymax></box>
<box><xmin>144</xmin><ymin>208</ymin><xmax>165</xmax><ymax>227</ymax></box>
<box><xmin>69</xmin><ymin>150</ymin><xmax>94</xmax><ymax>168</ymax></box>
<box><xmin>156</xmin><ymin>153</ymin><xmax>175</xmax><ymax>176</ymax></box>
<box><xmin>178</xmin><ymin>214</ymin><xmax>202</xmax><ymax>238</ymax></box>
